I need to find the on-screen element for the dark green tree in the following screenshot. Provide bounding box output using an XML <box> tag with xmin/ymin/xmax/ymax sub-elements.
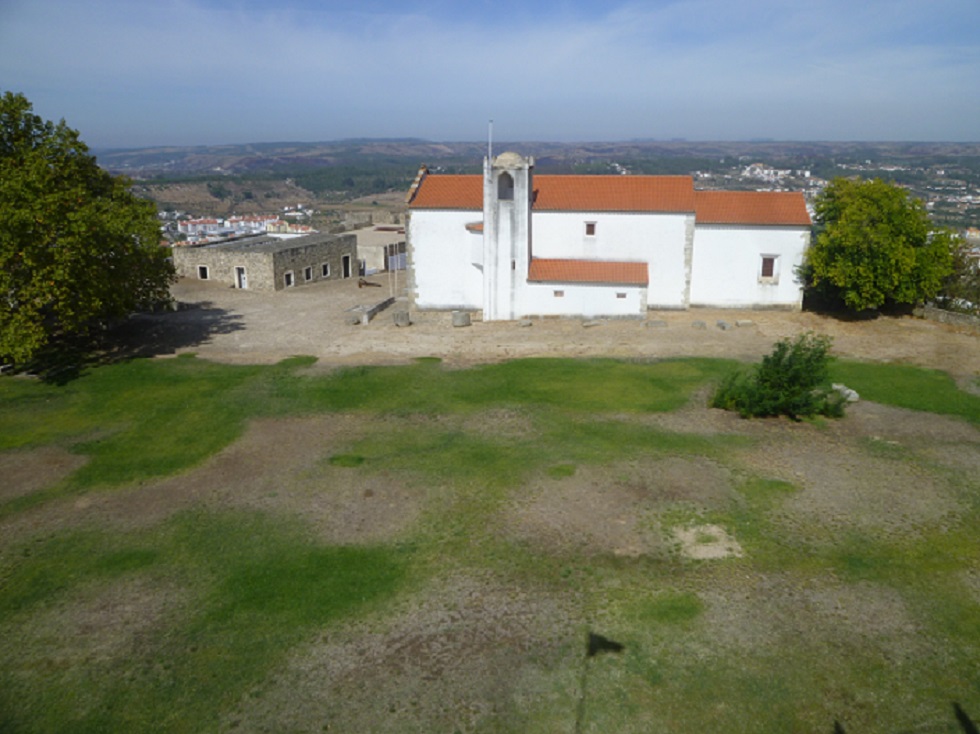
<box><xmin>0</xmin><ymin>91</ymin><xmax>175</xmax><ymax>364</ymax></box>
<box><xmin>711</xmin><ymin>332</ymin><xmax>845</xmax><ymax>420</ymax></box>
<box><xmin>802</xmin><ymin>177</ymin><xmax>955</xmax><ymax>312</ymax></box>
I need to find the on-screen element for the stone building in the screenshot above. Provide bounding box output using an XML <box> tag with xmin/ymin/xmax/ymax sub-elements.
<box><xmin>172</xmin><ymin>232</ymin><xmax>358</xmax><ymax>291</ymax></box>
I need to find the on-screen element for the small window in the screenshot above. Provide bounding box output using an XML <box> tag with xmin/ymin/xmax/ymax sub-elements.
<box><xmin>616</xmin><ymin>292</ymin><xmax>627</xmax><ymax>299</ymax></box>
<box><xmin>760</xmin><ymin>255</ymin><xmax>778</xmax><ymax>282</ymax></box>
<box><xmin>321</xmin><ymin>263</ymin><xmax>330</xmax><ymax>277</ymax></box>
<box><xmin>304</xmin><ymin>266</ymin><xmax>313</xmax><ymax>282</ymax></box>
<box><xmin>585</xmin><ymin>222</ymin><xmax>596</xmax><ymax>236</ymax></box>
<box><xmin>197</xmin><ymin>265</ymin><xmax>209</xmax><ymax>280</ymax></box>
<box><xmin>284</xmin><ymin>271</ymin><xmax>294</xmax><ymax>287</ymax></box>
<box><xmin>554</xmin><ymin>290</ymin><xmax>564</xmax><ymax>298</ymax></box>
<box><xmin>498</xmin><ymin>172</ymin><xmax>514</xmax><ymax>200</ymax></box>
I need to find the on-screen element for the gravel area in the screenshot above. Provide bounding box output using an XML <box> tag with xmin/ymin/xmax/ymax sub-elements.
<box><xmin>124</xmin><ymin>276</ymin><xmax>980</xmax><ymax>381</ymax></box>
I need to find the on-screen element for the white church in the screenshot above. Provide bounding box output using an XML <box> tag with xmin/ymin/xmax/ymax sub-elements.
<box><xmin>406</xmin><ymin>152</ymin><xmax>811</xmax><ymax>320</ymax></box>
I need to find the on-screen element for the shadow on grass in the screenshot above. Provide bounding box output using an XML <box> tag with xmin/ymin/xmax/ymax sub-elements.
<box><xmin>22</xmin><ymin>301</ymin><xmax>245</xmax><ymax>384</ymax></box>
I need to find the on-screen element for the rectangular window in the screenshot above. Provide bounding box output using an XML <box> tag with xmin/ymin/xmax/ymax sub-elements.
<box><xmin>585</xmin><ymin>222</ymin><xmax>596</xmax><ymax>236</ymax></box>
<box><xmin>760</xmin><ymin>255</ymin><xmax>778</xmax><ymax>282</ymax></box>
<box><xmin>321</xmin><ymin>263</ymin><xmax>330</xmax><ymax>277</ymax></box>
<box><xmin>616</xmin><ymin>292</ymin><xmax>627</xmax><ymax>299</ymax></box>
<box><xmin>284</xmin><ymin>271</ymin><xmax>294</xmax><ymax>287</ymax></box>
<box><xmin>554</xmin><ymin>290</ymin><xmax>564</xmax><ymax>298</ymax></box>
<box><xmin>304</xmin><ymin>266</ymin><xmax>313</xmax><ymax>282</ymax></box>
<box><xmin>197</xmin><ymin>265</ymin><xmax>209</xmax><ymax>280</ymax></box>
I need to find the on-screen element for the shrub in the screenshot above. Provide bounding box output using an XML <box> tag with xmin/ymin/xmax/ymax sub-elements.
<box><xmin>711</xmin><ymin>333</ymin><xmax>845</xmax><ymax>420</ymax></box>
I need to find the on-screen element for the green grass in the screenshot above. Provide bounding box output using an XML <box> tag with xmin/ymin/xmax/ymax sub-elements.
<box><xmin>831</xmin><ymin>360</ymin><xmax>980</xmax><ymax>424</ymax></box>
<box><xmin>0</xmin><ymin>511</ymin><xmax>407</xmax><ymax>734</ymax></box>
<box><xmin>1</xmin><ymin>354</ymin><xmax>979</xmax><ymax>732</ymax></box>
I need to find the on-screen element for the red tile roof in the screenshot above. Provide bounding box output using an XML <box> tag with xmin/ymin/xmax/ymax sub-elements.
<box><xmin>533</xmin><ymin>175</ymin><xmax>694</xmax><ymax>212</ymax></box>
<box><xmin>528</xmin><ymin>258</ymin><xmax>648</xmax><ymax>286</ymax></box>
<box><xmin>408</xmin><ymin>171</ymin><xmax>810</xmax><ymax>227</ymax></box>
<box><xmin>694</xmin><ymin>190</ymin><xmax>811</xmax><ymax>226</ymax></box>
<box><xmin>408</xmin><ymin>174</ymin><xmax>482</xmax><ymax>209</ymax></box>
<box><xmin>409</xmin><ymin>173</ymin><xmax>695</xmax><ymax>213</ymax></box>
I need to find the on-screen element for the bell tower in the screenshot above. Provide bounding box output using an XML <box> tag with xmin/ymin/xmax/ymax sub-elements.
<box><xmin>483</xmin><ymin>151</ymin><xmax>533</xmax><ymax>321</ymax></box>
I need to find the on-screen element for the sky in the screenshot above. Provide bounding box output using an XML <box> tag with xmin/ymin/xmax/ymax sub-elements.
<box><xmin>1</xmin><ymin>0</ymin><xmax>978</xmax><ymax>148</ymax></box>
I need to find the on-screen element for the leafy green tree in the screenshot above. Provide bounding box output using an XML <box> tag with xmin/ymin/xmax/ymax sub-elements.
<box><xmin>802</xmin><ymin>177</ymin><xmax>954</xmax><ymax>311</ymax></box>
<box><xmin>0</xmin><ymin>91</ymin><xmax>175</xmax><ymax>364</ymax></box>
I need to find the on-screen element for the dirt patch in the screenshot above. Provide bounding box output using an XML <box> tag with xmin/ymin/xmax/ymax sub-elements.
<box><xmin>0</xmin><ymin>415</ymin><xmax>424</xmax><ymax>547</ymax></box>
<box><xmin>739</xmin><ymin>437</ymin><xmax>957</xmax><ymax>540</ymax></box>
<box><xmin>505</xmin><ymin>458</ymin><xmax>735</xmax><ymax>558</ymax></box>
<box><xmin>0</xmin><ymin>446</ymin><xmax>87</xmax><ymax>502</ymax></box>
<box><xmin>10</xmin><ymin>576</ymin><xmax>187</xmax><ymax>669</ymax></box>
<box><xmin>728</xmin><ymin>403</ymin><xmax>975</xmax><ymax>541</ymax></box>
<box><xmin>219</xmin><ymin>572</ymin><xmax>581</xmax><ymax>733</ymax></box>
<box><xmin>674</xmin><ymin>524</ymin><xmax>743</xmax><ymax>559</ymax></box>
<box><xmin>697</xmin><ymin>574</ymin><xmax>926</xmax><ymax>661</ymax></box>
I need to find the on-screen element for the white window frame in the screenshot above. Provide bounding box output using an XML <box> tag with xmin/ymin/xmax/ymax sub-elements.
<box><xmin>284</xmin><ymin>270</ymin><xmax>295</xmax><ymax>288</ymax></box>
<box><xmin>304</xmin><ymin>266</ymin><xmax>313</xmax><ymax>282</ymax></box>
<box><xmin>197</xmin><ymin>265</ymin><xmax>209</xmax><ymax>280</ymax></box>
<box><xmin>759</xmin><ymin>254</ymin><xmax>779</xmax><ymax>284</ymax></box>
<box><xmin>321</xmin><ymin>262</ymin><xmax>330</xmax><ymax>277</ymax></box>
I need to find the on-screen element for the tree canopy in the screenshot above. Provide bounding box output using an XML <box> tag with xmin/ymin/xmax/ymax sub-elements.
<box><xmin>0</xmin><ymin>92</ymin><xmax>174</xmax><ymax>364</ymax></box>
<box><xmin>802</xmin><ymin>177</ymin><xmax>956</xmax><ymax>312</ymax></box>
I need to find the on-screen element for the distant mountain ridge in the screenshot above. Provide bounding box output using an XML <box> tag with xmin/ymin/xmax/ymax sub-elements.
<box><xmin>95</xmin><ymin>139</ymin><xmax>980</xmax><ymax>179</ymax></box>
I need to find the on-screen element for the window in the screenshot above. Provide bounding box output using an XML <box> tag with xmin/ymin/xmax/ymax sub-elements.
<box><xmin>321</xmin><ymin>263</ymin><xmax>330</xmax><ymax>277</ymax></box>
<box><xmin>284</xmin><ymin>271</ymin><xmax>294</xmax><ymax>287</ymax></box>
<box><xmin>304</xmin><ymin>266</ymin><xmax>313</xmax><ymax>282</ymax></box>
<box><xmin>554</xmin><ymin>290</ymin><xmax>564</xmax><ymax>298</ymax></box>
<box><xmin>585</xmin><ymin>222</ymin><xmax>596</xmax><ymax>236</ymax></box>
<box><xmin>498</xmin><ymin>172</ymin><xmax>514</xmax><ymax>200</ymax></box>
<box><xmin>760</xmin><ymin>255</ymin><xmax>778</xmax><ymax>283</ymax></box>
<box><xmin>616</xmin><ymin>292</ymin><xmax>627</xmax><ymax>299</ymax></box>
<box><xmin>197</xmin><ymin>265</ymin><xmax>209</xmax><ymax>280</ymax></box>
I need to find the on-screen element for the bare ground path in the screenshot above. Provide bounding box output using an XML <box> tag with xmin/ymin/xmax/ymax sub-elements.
<box><xmin>147</xmin><ymin>278</ymin><xmax>979</xmax><ymax>382</ymax></box>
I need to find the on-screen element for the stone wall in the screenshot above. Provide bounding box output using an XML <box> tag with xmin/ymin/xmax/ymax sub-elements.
<box><xmin>172</xmin><ymin>233</ymin><xmax>358</xmax><ymax>291</ymax></box>
<box><xmin>914</xmin><ymin>304</ymin><xmax>980</xmax><ymax>333</ymax></box>
<box><xmin>271</xmin><ymin>234</ymin><xmax>357</xmax><ymax>290</ymax></box>
<box><xmin>173</xmin><ymin>244</ymin><xmax>274</xmax><ymax>289</ymax></box>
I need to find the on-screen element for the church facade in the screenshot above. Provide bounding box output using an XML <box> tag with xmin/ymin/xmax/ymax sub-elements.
<box><xmin>406</xmin><ymin>152</ymin><xmax>811</xmax><ymax>320</ymax></box>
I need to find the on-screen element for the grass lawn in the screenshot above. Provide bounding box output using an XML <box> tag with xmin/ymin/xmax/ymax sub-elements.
<box><xmin>0</xmin><ymin>354</ymin><xmax>978</xmax><ymax>732</ymax></box>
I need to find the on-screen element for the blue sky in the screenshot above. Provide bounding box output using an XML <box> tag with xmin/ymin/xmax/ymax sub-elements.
<box><xmin>1</xmin><ymin>0</ymin><xmax>978</xmax><ymax>148</ymax></box>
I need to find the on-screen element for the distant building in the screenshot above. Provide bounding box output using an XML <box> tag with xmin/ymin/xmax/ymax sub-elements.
<box><xmin>406</xmin><ymin>152</ymin><xmax>812</xmax><ymax>320</ymax></box>
<box><xmin>346</xmin><ymin>225</ymin><xmax>407</xmax><ymax>275</ymax></box>
<box><xmin>172</xmin><ymin>232</ymin><xmax>357</xmax><ymax>291</ymax></box>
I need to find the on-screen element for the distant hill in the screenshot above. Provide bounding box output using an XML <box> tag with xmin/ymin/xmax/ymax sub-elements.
<box><xmin>94</xmin><ymin>139</ymin><xmax>980</xmax><ymax>179</ymax></box>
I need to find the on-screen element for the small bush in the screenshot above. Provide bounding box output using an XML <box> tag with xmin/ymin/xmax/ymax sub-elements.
<box><xmin>712</xmin><ymin>333</ymin><xmax>845</xmax><ymax>420</ymax></box>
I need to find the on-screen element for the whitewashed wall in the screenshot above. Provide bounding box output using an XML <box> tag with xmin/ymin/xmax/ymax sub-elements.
<box><xmin>689</xmin><ymin>225</ymin><xmax>809</xmax><ymax>308</ymax></box>
<box><xmin>521</xmin><ymin>282</ymin><xmax>645</xmax><ymax>318</ymax></box>
<box><xmin>408</xmin><ymin>210</ymin><xmax>484</xmax><ymax>309</ymax></box>
<box><xmin>532</xmin><ymin>212</ymin><xmax>692</xmax><ymax>308</ymax></box>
